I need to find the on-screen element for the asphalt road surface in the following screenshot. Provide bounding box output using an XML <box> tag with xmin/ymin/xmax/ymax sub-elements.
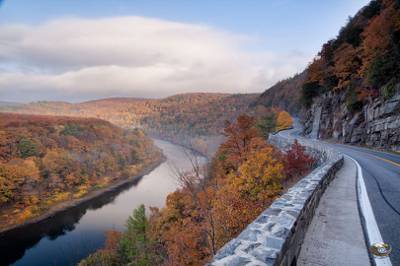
<box><xmin>278</xmin><ymin>122</ymin><xmax>399</xmax><ymax>265</ymax></box>
<box><xmin>331</xmin><ymin>143</ymin><xmax>400</xmax><ymax>265</ymax></box>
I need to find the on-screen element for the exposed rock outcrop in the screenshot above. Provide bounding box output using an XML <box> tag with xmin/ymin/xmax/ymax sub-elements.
<box><xmin>303</xmin><ymin>86</ymin><xmax>400</xmax><ymax>152</ymax></box>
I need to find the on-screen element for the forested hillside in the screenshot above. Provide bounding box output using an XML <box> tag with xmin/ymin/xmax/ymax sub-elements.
<box><xmin>302</xmin><ymin>0</ymin><xmax>400</xmax><ymax>106</ymax></box>
<box><xmin>255</xmin><ymin>71</ymin><xmax>307</xmax><ymax>114</ymax></box>
<box><xmin>256</xmin><ymin>0</ymin><xmax>400</xmax><ymax>151</ymax></box>
<box><xmin>1</xmin><ymin>93</ymin><xmax>258</xmax><ymax>156</ymax></box>
<box><xmin>0</xmin><ymin>113</ymin><xmax>161</xmax><ymax>230</ymax></box>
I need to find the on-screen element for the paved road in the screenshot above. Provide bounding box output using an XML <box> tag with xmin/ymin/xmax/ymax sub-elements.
<box><xmin>298</xmin><ymin>157</ymin><xmax>370</xmax><ymax>265</ymax></box>
<box><xmin>278</xmin><ymin>123</ymin><xmax>399</xmax><ymax>265</ymax></box>
<box><xmin>331</xmin><ymin>144</ymin><xmax>400</xmax><ymax>265</ymax></box>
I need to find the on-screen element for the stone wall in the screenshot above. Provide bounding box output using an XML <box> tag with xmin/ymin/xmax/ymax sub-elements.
<box><xmin>303</xmin><ymin>88</ymin><xmax>400</xmax><ymax>152</ymax></box>
<box><xmin>210</xmin><ymin>133</ymin><xmax>343</xmax><ymax>266</ymax></box>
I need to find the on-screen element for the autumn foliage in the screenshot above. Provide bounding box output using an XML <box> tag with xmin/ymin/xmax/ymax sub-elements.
<box><xmin>282</xmin><ymin>140</ymin><xmax>315</xmax><ymax>184</ymax></box>
<box><xmin>81</xmin><ymin>114</ymin><xmax>314</xmax><ymax>265</ymax></box>
<box><xmin>1</xmin><ymin>93</ymin><xmax>258</xmax><ymax>144</ymax></box>
<box><xmin>0</xmin><ymin>113</ymin><xmax>161</xmax><ymax>229</ymax></box>
<box><xmin>303</xmin><ymin>0</ymin><xmax>400</xmax><ymax>107</ymax></box>
<box><xmin>276</xmin><ymin>110</ymin><xmax>293</xmax><ymax>131</ymax></box>
<box><xmin>256</xmin><ymin>108</ymin><xmax>293</xmax><ymax>137</ymax></box>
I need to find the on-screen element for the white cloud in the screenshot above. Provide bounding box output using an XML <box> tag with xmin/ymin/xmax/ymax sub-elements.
<box><xmin>0</xmin><ymin>16</ymin><xmax>310</xmax><ymax>102</ymax></box>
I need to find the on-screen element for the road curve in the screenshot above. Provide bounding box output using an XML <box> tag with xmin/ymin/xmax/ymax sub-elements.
<box><xmin>331</xmin><ymin>143</ymin><xmax>399</xmax><ymax>265</ymax></box>
<box><xmin>277</xmin><ymin>123</ymin><xmax>399</xmax><ymax>265</ymax></box>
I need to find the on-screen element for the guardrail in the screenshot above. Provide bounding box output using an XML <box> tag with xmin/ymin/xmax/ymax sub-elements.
<box><xmin>210</xmin><ymin>130</ymin><xmax>343</xmax><ymax>266</ymax></box>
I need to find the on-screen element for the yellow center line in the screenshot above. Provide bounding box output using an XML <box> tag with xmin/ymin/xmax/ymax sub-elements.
<box><xmin>334</xmin><ymin>143</ymin><xmax>400</xmax><ymax>168</ymax></box>
<box><xmin>370</xmin><ymin>154</ymin><xmax>400</xmax><ymax>168</ymax></box>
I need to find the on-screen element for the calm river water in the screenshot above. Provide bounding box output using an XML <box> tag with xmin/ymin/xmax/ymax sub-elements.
<box><xmin>0</xmin><ymin>139</ymin><xmax>205</xmax><ymax>266</ymax></box>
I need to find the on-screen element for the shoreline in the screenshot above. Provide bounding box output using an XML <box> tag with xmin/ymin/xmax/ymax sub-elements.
<box><xmin>0</xmin><ymin>156</ymin><xmax>166</xmax><ymax>235</ymax></box>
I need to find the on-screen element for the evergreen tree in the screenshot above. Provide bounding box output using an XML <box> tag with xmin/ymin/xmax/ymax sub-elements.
<box><xmin>118</xmin><ymin>204</ymin><xmax>151</xmax><ymax>266</ymax></box>
<box><xmin>257</xmin><ymin>113</ymin><xmax>277</xmax><ymax>137</ymax></box>
<box><xmin>17</xmin><ymin>137</ymin><xmax>38</xmax><ymax>158</ymax></box>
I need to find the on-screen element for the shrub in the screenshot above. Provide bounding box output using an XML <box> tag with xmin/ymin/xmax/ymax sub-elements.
<box><xmin>381</xmin><ymin>79</ymin><xmax>398</xmax><ymax>100</ymax></box>
<box><xmin>61</xmin><ymin>123</ymin><xmax>83</xmax><ymax>137</ymax></box>
<box><xmin>368</xmin><ymin>51</ymin><xmax>400</xmax><ymax>88</ymax></box>
<box><xmin>77</xmin><ymin>250</ymin><xmax>119</xmax><ymax>266</ymax></box>
<box><xmin>343</xmin><ymin>26</ymin><xmax>363</xmax><ymax>47</ymax></box>
<box><xmin>345</xmin><ymin>85</ymin><xmax>363</xmax><ymax>113</ymax></box>
<box><xmin>283</xmin><ymin>140</ymin><xmax>315</xmax><ymax>181</ymax></box>
<box><xmin>0</xmin><ymin>166</ymin><xmax>15</xmax><ymax>205</ymax></box>
<box><xmin>337</xmin><ymin>17</ymin><xmax>363</xmax><ymax>47</ymax></box>
<box><xmin>301</xmin><ymin>81</ymin><xmax>322</xmax><ymax>107</ymax></box>
<box><xmin>323</xmin><ymin>75</ymin><xmax>339</xmax><ymax>90</ymax></box>
<box><xmin>17</xmin><ymin>138</ymin><xmax>38</xmax><ymax>158</ymax></box>
<box><xmin>361</xmin><ymin>0</ymin><xmax>381</xmax><ymax>19</ymax></box>
<box><xmin>391</xmin><ymin>29</ymin><xmax>400</xmax><ymax>52</ymax></box>
<box><xmin>256</xmin><ymin>113</ymin><xmax>276</xmax><ymax>137</ymax></box>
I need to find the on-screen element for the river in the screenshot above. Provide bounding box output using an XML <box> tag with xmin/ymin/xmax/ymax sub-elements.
<box><xmin>0</xmin><ymin>140</ymin><xmax>206</xmax><ymax>266</ymax></box>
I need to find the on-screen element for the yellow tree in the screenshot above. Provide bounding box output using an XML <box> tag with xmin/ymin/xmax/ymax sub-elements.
<box><xmin>213</xmin><ymin>145</ymin><xmax>284</xmax><ymax>248</ymax></box>
<box><xmin>276</xmin><ymin>111</ymin><xmax>293</xmax><ymax>131</ymax></box>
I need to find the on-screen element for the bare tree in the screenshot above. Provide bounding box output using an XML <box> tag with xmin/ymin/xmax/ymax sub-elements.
<box><xmin>168</xmin><ymin>146</ymin><xmax>217</xmax><ymax>255</ymax></box>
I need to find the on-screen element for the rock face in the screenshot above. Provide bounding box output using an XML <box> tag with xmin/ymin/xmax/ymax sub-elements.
<box><xmin>303</xmin><ymin>87</ymin><xmax>400</xmax><ymax>152</ymax></box>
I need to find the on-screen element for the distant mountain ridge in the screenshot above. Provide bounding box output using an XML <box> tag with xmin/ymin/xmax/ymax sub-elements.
<box><xmin>0</xmin><ymin>93</ymin><xmax>259</xmax><ymax>155</ymax></box>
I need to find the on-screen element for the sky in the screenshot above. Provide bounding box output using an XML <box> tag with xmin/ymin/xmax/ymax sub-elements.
<box><xmin>0</xmin><ymin>0</ymin><xmax>370</xmax><ymax>103</ymax></box>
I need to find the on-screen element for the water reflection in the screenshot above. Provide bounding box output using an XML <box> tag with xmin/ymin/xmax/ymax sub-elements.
<box><xmin>0</xmin><ymin>140</ymin><xmax>205</xmax><ymax>266</ymax></box>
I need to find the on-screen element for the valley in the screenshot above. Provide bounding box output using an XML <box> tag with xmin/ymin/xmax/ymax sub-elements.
<box><xmin>1</xmin><ymin>0</ymin><xmax>399</xmax><ymax>265</ymax></box>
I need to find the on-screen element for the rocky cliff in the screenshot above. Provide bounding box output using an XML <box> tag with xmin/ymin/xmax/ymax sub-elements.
<box><xmin>303</xmin><ymin>85</ymin><xmax>400</xmax><ymax>151</ymax></box>
<box><xmin>256</xmin><ymin>0</ymin><xmax>400</xmax><ymax>152</ymax></box>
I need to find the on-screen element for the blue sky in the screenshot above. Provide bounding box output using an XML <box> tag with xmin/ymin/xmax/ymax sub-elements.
<box><xmin>0</xmin><ymin>0</ymin><xmax>370</xmax><ymax>102</ymax></box>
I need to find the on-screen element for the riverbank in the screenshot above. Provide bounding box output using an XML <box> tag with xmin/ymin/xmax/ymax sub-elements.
<box><xmin>0</xmin><ymin>156</ymin><xmax>166</xmax><ymax>235</ymax></box>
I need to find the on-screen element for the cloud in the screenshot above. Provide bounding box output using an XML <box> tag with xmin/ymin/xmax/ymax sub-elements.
<box><xmin>0</xmin><ymin>16</ymin><xmax>310</xmax><ymax>102</ymax></box>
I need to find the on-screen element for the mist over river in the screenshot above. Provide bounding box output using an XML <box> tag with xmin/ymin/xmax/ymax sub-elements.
<box><xmin>0</xmin><ymin>140</ymin><xmax>206</xmax><ymax>266</ymax></box>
